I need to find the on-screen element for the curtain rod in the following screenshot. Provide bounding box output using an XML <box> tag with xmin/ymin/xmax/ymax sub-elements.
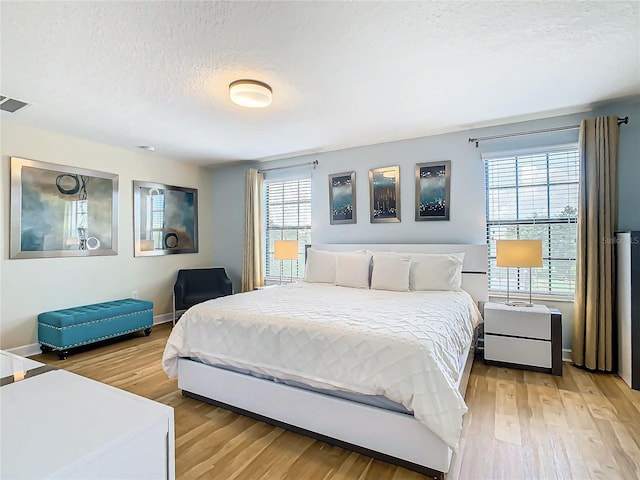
<box><xmin>258</xmin><ymin>159</ymin><xmax>318</xmax><ymax>174</ymax></box>
<box><xmin>468</xmin><ymin>116</ymin><xmax>629</xmax><ymax>148</ymax></box>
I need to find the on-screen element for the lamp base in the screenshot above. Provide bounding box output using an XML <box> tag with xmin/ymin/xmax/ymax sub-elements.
<box><xmin>504</xmin><ymin>301</ymin><xmax>535</xmax><ymax>307</ymax></box>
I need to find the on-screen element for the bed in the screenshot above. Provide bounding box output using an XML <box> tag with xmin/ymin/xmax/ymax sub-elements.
<box><xmin>162</xmin><ymin>243</ymin><xmax>487</xmax><ymax>479</ymax></box>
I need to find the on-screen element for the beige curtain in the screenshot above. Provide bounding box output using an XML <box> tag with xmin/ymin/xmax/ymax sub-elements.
<box><xmin>572</xmin><ymin>116</ymin><xmax>619</xmax><ymax>371</ymax></box>
<box><xmin>241</xmin><ymin>168</ymin><xmax>264</xmax><ymax>292</ymax></box>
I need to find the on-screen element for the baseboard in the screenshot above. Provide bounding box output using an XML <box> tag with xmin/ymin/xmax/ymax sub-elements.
<box><xmin>6</xmin><ymin>343</ymin><xmax>42</xmax><ymax>358</ymax></box>
<box><xmin>561</xmin><ymin>349</ymin><xmax>634</xmax><ymax>389</ymax></box>
<box><xmin>7</xmin><ymin>313</ymin><xmax>173</xmax><ymax>358</ymax></box>
<box><xmin>153</xmin><ymin>313</ymin><xmax>173</xmax><ymax>325</ymax></box>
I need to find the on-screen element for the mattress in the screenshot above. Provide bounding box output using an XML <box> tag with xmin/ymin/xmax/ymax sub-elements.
<box><xmin>210</xmin><ymin>362</ymin><xmax>413</xmax><ymax>414</ymax></box>
<box><xmin>162</xmin><ymin>282</ymin><xmax>481</xmax><ymax>450</ymax></box>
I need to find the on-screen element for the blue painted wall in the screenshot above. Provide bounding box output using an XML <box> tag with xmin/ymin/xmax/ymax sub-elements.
<box><xmin>598</xmin><ymin>102</ymin><xmax>640</xmax><ymax>231</ymax></box>
<box><xmin>210</xmin><ymin>100</ymin><xmax>639</xmax><ymax>350</ymax></box>
<box><xmin>212</xmin><ymin>100</ymin><xmax>638</xmax><ymax>287</ymax></box>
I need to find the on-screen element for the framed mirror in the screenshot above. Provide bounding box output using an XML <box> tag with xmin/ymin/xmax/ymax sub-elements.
<box><xmin>133</xmin><ymin>181</ymin><xmax>198</xmax><ymax>257</ymax></box>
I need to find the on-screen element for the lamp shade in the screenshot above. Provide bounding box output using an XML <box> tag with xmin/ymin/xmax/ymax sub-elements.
<box><xmin>229</xmin><ymin>79</ymin><xmax>272</xmax><ymax>108</ymax></box>
<box><xmin>496</xmin><ymin>239</ymin><xmax>543</xmax><ymax>268</ymax></box>
<box><xmin>274</xmin><ymin>240</ymin><xmax>298</xmax><ymax>261</ymax></box>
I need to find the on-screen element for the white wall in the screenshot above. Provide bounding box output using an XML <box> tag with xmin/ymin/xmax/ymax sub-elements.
<box><xmin>0</xmin><ymin>122</ymin><xmax>215</xmax><ymax>350</ymax></box>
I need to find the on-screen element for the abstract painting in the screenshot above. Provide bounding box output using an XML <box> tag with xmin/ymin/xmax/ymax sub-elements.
<box><xmin>10</xmin><ymin>157</ymin><xmax>118</xmax><ymax>259</ymax></box>
<box><xmin>415</xmin><ymin>161</ymin><xmax>451</xmax><ymax>221</ymax></box>
<box><xmin>328</xmin><ymin>171</ymin><xmax>356</xmax><ymax>225</ymax></box>
<box><xmin>369</xmin><ymin>166</ymin><xmax>400</xmax><ymax>223</ymax></box>
<box><xmin>133</xmin><ymin>181</ymin><xmax>198</xmax><ymax>256</ymax></box>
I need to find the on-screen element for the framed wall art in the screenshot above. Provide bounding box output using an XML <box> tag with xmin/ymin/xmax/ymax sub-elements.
<box><xmin>415</xmin><ymin>160</ymin><xmax>451</xmax><ymax>221</ymax></box>
<box><xmin>133</xmin><ymin>181</ymin><xmax>198</xmax><ymax>257</ymax></box>
<box><xmin>328</xmin><ymin>171</ymin><xmax>356</xmax><ymax>225</ymax></box>
<box><xmin>369</xmin><ymin>166</ymin><xmax>400</xmax><ymax>223</ymax></box>
<box><xmin>10</xmin><ymin>157</ymin><xmax>118</xmax><ymax>259</ymax></box>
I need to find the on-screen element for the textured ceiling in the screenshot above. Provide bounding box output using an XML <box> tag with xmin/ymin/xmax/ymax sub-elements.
<box><xmin>1</xmin><ymin>1</ymin><xmax>639</xmax><ymax>166</ymax></box>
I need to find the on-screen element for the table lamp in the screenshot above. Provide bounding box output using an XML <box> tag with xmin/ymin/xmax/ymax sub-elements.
<box><xmin>496</xmin><ymin>239</ymin><xmax>543</xmax><ymax>307</ymax></box>
<box><xmin>274</xmin><ymin>240</ymin><xmax>298</xmax><ymax>285</ymax></box>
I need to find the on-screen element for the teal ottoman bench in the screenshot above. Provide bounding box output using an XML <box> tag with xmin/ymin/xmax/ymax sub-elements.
<box><xmin>38</xmin><ymin>298</ymin><xmax>154</xmax><ymax>360</ymax></box>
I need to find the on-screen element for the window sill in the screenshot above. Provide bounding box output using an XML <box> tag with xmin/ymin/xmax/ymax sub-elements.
<box><xmin>264</xmin><ymin>278</ymin><xmax>301</xmax><ymax>286</ymax></box>
<box><xmin>489</xmin><ymin>292</ymin><xmax>574</xmax><ymax>304</ymax></box>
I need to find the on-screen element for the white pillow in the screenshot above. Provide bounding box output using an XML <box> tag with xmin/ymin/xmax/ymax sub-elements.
<box><xmin>410</xmin><ymin>253</ymin><xmax>465</xmax><ymax>291</ymax></box>
<box><xmin>304</xmin><ymin>249</ymin><xmax>337</xmax><ymax>284</ymax></box>
<box><xmin>335</xmin><ymin>252</ymin><xmax>372</xmax><ymax>289</ymax></box>
<box><xmin>371</xmin><ymin>253</ymin><xmax>411</xmax><ymax>292</ymax></box>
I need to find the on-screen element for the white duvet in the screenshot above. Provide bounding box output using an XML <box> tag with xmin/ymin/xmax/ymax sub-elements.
<box><xmin>162</xmin><ymin>282</ymin><xmax>481</xmax><ymax>450</ymax></box>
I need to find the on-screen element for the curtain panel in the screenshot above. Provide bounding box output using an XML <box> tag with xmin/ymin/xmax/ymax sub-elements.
<box><xmin>572</xmin><ymin>116</ymin><xmax>620</xmax><ymax>371</ymax></box>
<box><xmin>241</xmin><ymin>168</ymin><xmax>264</xmax><ymax>292</ymax></box>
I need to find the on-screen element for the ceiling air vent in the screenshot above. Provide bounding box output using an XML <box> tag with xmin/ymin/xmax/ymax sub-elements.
<box><xmin>0</xmin><ymin>96</ymin><xmax>30</xmax><ymax>113</ymax></box>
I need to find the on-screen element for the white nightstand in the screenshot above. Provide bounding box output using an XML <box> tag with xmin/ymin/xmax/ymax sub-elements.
<box><xmin>483</xmin><ymin>302</ymin><xmax>562</xmax><ymax>376</ymax></box>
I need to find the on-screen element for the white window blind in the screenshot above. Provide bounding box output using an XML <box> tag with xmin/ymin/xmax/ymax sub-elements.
<box><xmin>147</xmin><ymin>191</ymin><xmax>165</xmax><ymax>249</ymax></box>
<box><xmin>484</xmin><ymin>146</ymin><xmax>579</xmax><ymax>296</ymax></box>
<box><xmin>264</xmin><ymin>178</ymin><xmax>311</xmax><ymax>281</ymax></box>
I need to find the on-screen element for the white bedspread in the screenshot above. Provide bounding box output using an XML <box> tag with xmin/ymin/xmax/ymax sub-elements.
<box><xmin>162</xmin><ymin>282</ymin><xmax>481</xmax><ymax>450</ymax></box>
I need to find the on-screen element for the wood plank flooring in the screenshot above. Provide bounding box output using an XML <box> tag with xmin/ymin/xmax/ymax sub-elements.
<box><xmin>35</xmin><ymin>323</ymin><xmax>640</xmax><ymax>479</ymax></box>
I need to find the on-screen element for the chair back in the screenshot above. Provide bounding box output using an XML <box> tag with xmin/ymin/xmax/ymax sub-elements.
<box><xmin>179</xmin><ymin>268</ymin><xmax>225</xmax><ymax>292</ymax></box>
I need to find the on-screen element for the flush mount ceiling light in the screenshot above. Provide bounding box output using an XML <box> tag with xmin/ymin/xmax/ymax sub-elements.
<box><xmin>229</xmin><ymin>79</ymin><xmax>272</xmax><ymax>108</ymax></box>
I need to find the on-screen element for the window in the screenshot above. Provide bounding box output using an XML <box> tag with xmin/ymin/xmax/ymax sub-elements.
<box><xmin>146</xmin><ymin>189</ymin><xmax>165</xmax><ymax>249</ymax></box>
<box><xmin>264</xmin><ymin>178</ymin><xmax>311</xmax><ymax>282</ymax></box>
<box><xmin>484</xmin><ymin>146</ymin><xmax>579</xmax><ymax>296</ymax></box>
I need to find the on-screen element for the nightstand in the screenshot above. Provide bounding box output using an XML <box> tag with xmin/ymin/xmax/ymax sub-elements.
<box><xmin>484</xmin><ymin>302</ymin><xmax>562</xmax><ymax>376</ymax></box>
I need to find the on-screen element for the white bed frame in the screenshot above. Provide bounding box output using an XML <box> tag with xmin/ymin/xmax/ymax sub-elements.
<box><xmin>178</xmin><ymin>244</ymin><xmax>487</xmax><ymax>479</ymax></box>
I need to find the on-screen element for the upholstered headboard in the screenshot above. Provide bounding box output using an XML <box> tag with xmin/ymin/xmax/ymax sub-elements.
<box><xmin>309</xmin><ymin>243</ymin><xmax>488</xmax><ymax>303</ymax></box>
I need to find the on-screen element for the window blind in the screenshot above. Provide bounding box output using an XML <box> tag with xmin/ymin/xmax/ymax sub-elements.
<box><xmin>264</xmin><ymin>178</ymin><xmax>311</xmax><ymax>281</ymax></box>
<box><xmin>484</xmin><ymin>146</ymin><xmax>579</xmax><ymax>296</ymax></box>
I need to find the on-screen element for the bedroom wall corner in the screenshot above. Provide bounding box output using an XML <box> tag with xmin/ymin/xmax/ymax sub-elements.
<box><xmin>210</xmin><ymin>161</ymin><xmax>257</xmax><ymax>292</ymax></box>
<box><xmin>0</xmin><ymin>121</ymin><xmax>215</xmax><ymax>350</ymax></box>
<box><xmin>598</xmin><ymin>101</ymin><xmax>640</xmax><ymax>231</ymax></box>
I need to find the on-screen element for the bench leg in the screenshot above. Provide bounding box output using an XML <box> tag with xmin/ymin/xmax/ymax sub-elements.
<box><xmin>40</xmin><ymin>344</ymin><xmax>52</xmax><ymax>354</ymax></box>
<box><xmin>57</xmin><ymin>350</ymin><xmax>69</xmax><ymax>361</ymax></box>
<box><xmin>144</xmin><ymin>327</ymin><xmax>152</xmax><ymax>336</ymax></box>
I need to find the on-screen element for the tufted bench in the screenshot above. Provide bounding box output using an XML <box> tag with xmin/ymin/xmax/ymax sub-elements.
<box><xmin>38</xmin><ymin>298</ymin><xmax>154</xmax><ymax>360</ymax></box>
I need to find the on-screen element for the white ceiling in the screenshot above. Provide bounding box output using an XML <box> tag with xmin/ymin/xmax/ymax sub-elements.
<box><xmin>1</xmin><ymin>1</ymin><xmax>639</xmax><ymax>166</ymax></box>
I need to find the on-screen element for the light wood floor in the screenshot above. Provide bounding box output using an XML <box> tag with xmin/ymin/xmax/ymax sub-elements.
<box><xmin>35</xmin><ymin>323</ymin><xmax>640</xmax><ymax>480</ymax></box>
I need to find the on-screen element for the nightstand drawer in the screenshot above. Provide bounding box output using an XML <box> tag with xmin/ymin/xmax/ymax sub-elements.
<box><xmin>485</xmin><ymin>306</ymin><xmax>551</xmax><ymax>340</ymax></box>
<box><xmin>485</xmin><ymin>334</ymin><xmax>552</xmax><ymax>368</ymax></box>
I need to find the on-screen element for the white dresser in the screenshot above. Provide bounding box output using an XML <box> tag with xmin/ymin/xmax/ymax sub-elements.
<box><xmin>484</xmin><ymin>302</ymin><xmax>562</xmax><ymax>376</ymax></box>
<box><xmin>0</xmin><ymin>351</ymin><xmax>175</xmax><ymax>479</ymax></box>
